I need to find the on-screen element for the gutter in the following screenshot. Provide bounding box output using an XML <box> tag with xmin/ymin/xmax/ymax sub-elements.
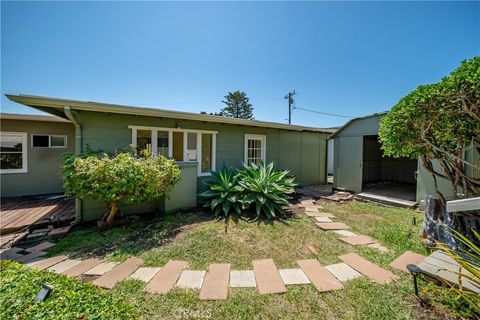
<box><xmin>64</xmin><ymin>106</ymin><xmax>83</xmax><ymax>225</ymax></box>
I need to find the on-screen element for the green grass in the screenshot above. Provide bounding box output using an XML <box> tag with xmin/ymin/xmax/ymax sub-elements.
<box><xmin>31</xmin><ymin>200</ymin><xmax>476</xmax><ymax>319</ymax></box>
<box><xmin>0</xmin><ymin>260</ymin><xmax>139</xmax><ymax>320</ymax></box>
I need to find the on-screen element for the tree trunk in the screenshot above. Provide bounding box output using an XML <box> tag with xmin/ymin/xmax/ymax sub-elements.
<box><xmin>106</xmin><ymin>202</ymin><xmax>119</xmax><ymax>225</ymax></box>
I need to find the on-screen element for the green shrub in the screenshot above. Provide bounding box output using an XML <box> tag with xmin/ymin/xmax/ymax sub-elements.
<box><xmin>62</xmin><ymin>152</ymin><xmax>180</xmax><ymax>227</ymax></box>
<box><xmin>237</xmin><ymin>162</ymin><xmax>296</xmax><ymax>219</ymax></box>
<box><xmin>199</xmin><ymin>167</ymin><xmax>243</xmax><ymax>233</ymax></box>
<box><xmin>0</xmin><ymin>260</ymin><xmax>139</xmax><ymax>319</ymax></box>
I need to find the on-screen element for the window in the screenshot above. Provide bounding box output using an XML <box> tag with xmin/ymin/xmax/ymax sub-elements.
<box><xmin>32</xmin><ymin>134</ymin><xmax>67</xmax><ymax>148</ymax></box>
<box><xmin>244</xmin><ymin>134</ymin><xmax>266</xmax><ymax>165</ymax></box>
<box><xmin>1</xmin><ymin>132</ymin><xmax>27</xmax><ymax>173</ymax></box>
<box><xmin>130</xmin><ymin>126</ymin><xmax>216</xmax><ymax>176</ymax></box>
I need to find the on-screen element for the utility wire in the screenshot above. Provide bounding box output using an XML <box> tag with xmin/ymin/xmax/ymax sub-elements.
<box><xmin>293</xmin><ymin>106</ymin><xmax>354</xmax><ymax>119</ymax></box>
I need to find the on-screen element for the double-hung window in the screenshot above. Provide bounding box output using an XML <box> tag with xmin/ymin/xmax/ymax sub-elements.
<box><xmin>130</xmin><ymin>126</ymin><xmax>216</xmax><ymax>176</ymax></box>
<box><xmin>244</xmin><ymin>134</ymin><xmax>266</xmax><ymax>165</ymax></box>
<box><xmin>0</xmin><ymin>132</ymin><xmax>28</xmax><ymax>174</ymax></box>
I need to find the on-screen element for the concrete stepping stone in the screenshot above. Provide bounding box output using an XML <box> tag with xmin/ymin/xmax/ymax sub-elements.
<box><xmin>229</xmin><ymin>270</ymin><xmax>256</xmax><ymax>288</ymax></box>
<box><xmin>129</xmin><ymin>267</ymin><xmax>161</xmax><ymax>282</ymax></box>
<box><xmin>16</xmin><ymin>251</ymin><xmax>47</xmax><ymax>263</ymax></box>
<box><xmin>48</xmin><ymin>259</ymin><xmax>82</xmax><ymax>274</ymax></box>
<box><xmin>325</xmin><ymin>263</ymin><xmax>362</xmax><ymax>282</ymax></box>
<box><xmin>307</xmin><ymin>211</ymin><xmax>335</xmax><ymax>218</ymax></box>
<box><xmin>307</xmin><ymin>245</ymin><xmax>318</xmax><ymax>255</ymax></box>
<box><xmin>48</xmin><ymin>226</ymin><xmax>71</xmax><ymax>237</ymax></box>
<box><xmin>252</xmin><ymin>259</ymin><xmax>287</xmax><ymax>295</ymax></box>
<box><xmin>389</xmin><ymin>251</ymin><xmax>425</xmax><ymax>273</ymax></box>
<box><xmin>315</xmin><ymin>216</ymin><xmax>333</xmax><ymax>223</ymax></box>
<box><xmin>297</xmin><ymin>259</ymin><xmax>343</xmax><ymax>292</ymax></box>
<box><xmin>93</xmin><ymin>257</ymin><xmax>143</xmax><ymax>289</ymax></box>
<box><xmin>340</xmin><ymin>253</ymin><xmax>399</xmax><ymax>284</ymax></box>
<box><xmin>1</xmin><ymin>247</ymin><xmax>25</xmax><ymax>260</ymax></box>
<box><xmin>84</xmin><ymin>261</ymin><xmax>119</xmax><ymax>276</ymax></box>
<box><xmin>200</xmin><ymin>263</ymin><xmax>231</xmax><ymax>300</ymax></box>
<box><xmin>63</xmin><ymin>258</ymin><xmax>104</xmax><ymax>277</ymax></box>
<box><xmin>339</xmin><ymin>235</ymin><xmax>377</xmax><ymax>246</ymax></box>
<box><xmin>367</xmin><ymin>243</ymin><xmax>389</xmax><ymax>253</ymax></box>
<box><xmin>24</xmin><ymin>241</ymin><xmax>55</xmax><ymax>253</ymax></box>
<box><xmin>333</xmin><ymin>230</ymin><xmax>357</xmax><ymax>237</ymax></box>
<box><xmin>25</xmin><ymin>257</ymin><xmax>46</xmax><ymax>265</ymax></box>
<box><xmin>279</xmin><ymin>268</ymin><xmax>311</xmax><ymax>285</ymax></box>
<box><xmin>176</xmin><ymin>270</ymin><xmax>206</xmax><ymax>289</ymax></box>
<box><xmin>144</xmin><ymin>260</ymin><xmax>188</xmax><ymax>294</ymax></box>
<box><xmin>30</xmin><ymin>255</ymin><xmax>69</xmax><ymax>270</ymax></box>
<box><xmin>316</xmin><ymin>222</ymin><xmax>350</xmax><ymax>230</ymax></box>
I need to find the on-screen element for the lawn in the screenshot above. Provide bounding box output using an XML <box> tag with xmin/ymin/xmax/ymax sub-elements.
<box><xmin>4</xmin><ymin>201</ymin><xmax>477</xmax><ymax>319</ymax></box>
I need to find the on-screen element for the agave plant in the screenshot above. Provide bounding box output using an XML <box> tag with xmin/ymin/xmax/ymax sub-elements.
<box><xmin>237</xmin><ymin>161</ymin><xmax>296</xmax><ymax>220</ymax></box>
<box><xmin>198</xmin><ymin>167</ymin><xmax>243</xmax><ymax>233</ymax></box>
<box><xmin>437</xmin><ymin>229</ymin><xmax>480</xmax><ymax>314</ymax></box>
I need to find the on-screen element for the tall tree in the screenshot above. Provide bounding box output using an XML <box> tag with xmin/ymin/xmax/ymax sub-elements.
<box><xmin>220</xmin><ymin>91</ymin><xmax>254</xmax><ymax>119</ymax></box>
<box><xmin>379</xmin><ymin>57</ymin><xmax>480</xmax><ymax>201</ymax></box>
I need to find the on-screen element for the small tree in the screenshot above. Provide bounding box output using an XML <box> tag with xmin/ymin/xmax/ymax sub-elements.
<box><xmin>220</xmin><ymin>91</ymin><xmax>254</xmax><ymax>119</ymax></box>
<box><xmin>62</xmin><ymin>152</ymin><xmax>181</xmax><ymax>227</ymax></box>
<box><xmin>379</xmin><ymin>57</ymin><xmax>480</xmax><ymax>201</ymax></box>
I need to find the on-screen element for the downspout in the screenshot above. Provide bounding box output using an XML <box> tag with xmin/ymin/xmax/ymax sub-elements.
<box><xmin>64</xmin><ymin>106</ymin><xmax>83</xmax><ymax>225</ymax></box>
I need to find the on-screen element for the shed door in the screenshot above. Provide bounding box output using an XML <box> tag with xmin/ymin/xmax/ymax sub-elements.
<box><xmin>337</xmin><ymin>136</ymin><xmax>363</xmax><ymax>193</ymax></box>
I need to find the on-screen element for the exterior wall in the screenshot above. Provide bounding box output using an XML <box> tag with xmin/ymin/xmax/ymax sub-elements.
<box><xmin>73</xmin><ymin>110</ymin><xmax>329</xmax><ymax>187</ymax></box>
<box><xmin>327</xmin><ymin>139</ymin><xmax>334</xmax><ymax>175</ymax></box>
<box><xmin>1</xmin><ymin>119</ymin><xmax>74</xmax><ymax>197</ymax></box>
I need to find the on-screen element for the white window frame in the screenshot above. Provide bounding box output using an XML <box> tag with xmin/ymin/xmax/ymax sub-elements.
<box><xmin>129</xmin><ymin>125</ymin><xmax>217</xmax><ymax>176</ymax></box>
<box><xmin>31</xmin><ymin>134</ymin><xmax>67</xmax><ymax>148</ymax></box>
<box><xmin>244</xmin><ymin>134</ymin><xmax>266</xmax><ymax>165</ymax></box>
<box><xmin>0</xmin><ymin>132</ymin><xmax>28</xmax><ymax>174</ymax></box>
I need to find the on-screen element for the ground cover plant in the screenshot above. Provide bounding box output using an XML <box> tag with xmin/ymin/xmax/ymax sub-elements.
<box><xmin>34</xmin><ymin>201</ymin><xmax>478</xmax><ymax>319</ymax></box>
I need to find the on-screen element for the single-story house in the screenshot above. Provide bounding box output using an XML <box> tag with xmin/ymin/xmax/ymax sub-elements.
<box><xmin>331</xmin><ymin>112</ymin><xmax>480</xmax><ymax>205</ymax></box>
<box><xmin>3</xmin><ymin>94</ymin><xmax>333</xmax><ymax>222</ymax></box>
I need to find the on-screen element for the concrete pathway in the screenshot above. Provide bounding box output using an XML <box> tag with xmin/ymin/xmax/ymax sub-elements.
<box><xmin>144</xmin><ymin>260</ymin><xmax>188</xmax><ymax>294</ymax></box>
<box><xmin>389</xmin><ymin>251</ymin><xmax>425</xmax><ymax>273</ymax></box>
<box><xmin>297</xmin><ymin>259</ymin><xmax>343</xmax><ymax>292</ymax></box>
<box><xmin>199</xmin><ymin>264</ymin><xmax>230</xmax><ymax>300</ymax></box>
<box><xmin>253</xmin><ymin>259</ymin><xmax>287</xmax><ymax>294</ymax></box>
<box><xmin>340</xmin><ymin>253</ymin><xmax>399</xmax><ymax>284</ymax></box>
<box><xmin>93</xmin><ymin>257</ymin><xmax>143</xmax><ymax>289</ymax></box>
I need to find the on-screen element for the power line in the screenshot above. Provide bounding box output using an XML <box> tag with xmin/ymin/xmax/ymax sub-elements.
<box><xmin>293</xmin><ymin>106</ymin><xmax>354</xmax><ymax>119</ymax></box>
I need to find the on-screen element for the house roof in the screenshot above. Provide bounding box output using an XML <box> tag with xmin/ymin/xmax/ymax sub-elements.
<box><xmin>0</xmin><ymin>112</ymin><xmax>71</xmax><ymax>123</ymax></box>
<box><xmin>329</xmin><ymin>111</ymin><xmax>388</xmax><ymax>139</ymax></box>
<box><xmin>6</xmin><ymin>94</ymin><xmax>334</xmax><ymax>134</ymax></box>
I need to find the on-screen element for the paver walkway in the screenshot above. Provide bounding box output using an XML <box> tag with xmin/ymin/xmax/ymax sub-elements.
<box><xmin>93</xmin><ymin>257</ymin><xmax>143</xmax><ymax>289</ymax></box>
<box><xmin>297</xmin><ymin>259</ymin><xmax>343</xmax><ymax>292</ymax></box>
<box><xmin>253</xmin><ymin>259</ymin><xmax>287</xmax><ymax>294</ymax></box>
<box><xmin>390</xmin><ymin>251</ymin><xmax>425</xmax><ymax>273</ymax></box>
<box><xmin>199</xmin><ymin>264</ymin><xmax>230</xmax><ymax>300</ymax></box>
<box><xmin>340</xmin><ymin>253</ymin><xmax>398</xmax><ymax>284</ymax></box>
<box><xmin>144</xmin><ymin>260</ymin><xmax>188</xmax><ymax>294</ymax></box>
<box><xmin>63</xmin><ymin>258</ymin><xmax>103</xmax><ymax>277</ymax></box>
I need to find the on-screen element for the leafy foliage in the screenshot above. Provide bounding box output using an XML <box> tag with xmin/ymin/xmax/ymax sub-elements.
<box><xmin>238</xmin><ymin>162</ymin><xmax>296</xmax><ymax>219</ymax></box>
<box><xmin>0</xmin><ymin>260</ymin><xmax>139</xmax><ymax>319</ymax></box>
<box><xmin>437</xmin><ymin>229</ymin><xmax>480</xmax><ymax>316</ymax></box>
<box><xmin>379</xmin><ymin>57</ymin><xmax>480</xmax><ymax>200</ymax></box>
<box><xmin>219</xmin><ymin>91</ymin><xmax>254</xmax><ymax>119</ymax></box>
<box><xmin>62</xmin><ymin>152</ymin><xmax>180</xmax><ymax>226</ymax></box>
<box><xmin>199</xmin><ymin>167</ymin><xmax>243</xmax><ymax>232</ymax></box>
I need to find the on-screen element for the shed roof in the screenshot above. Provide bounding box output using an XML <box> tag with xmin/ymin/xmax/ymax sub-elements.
<box><xmin>329</xmin><ymin>111</ymin><xmax>388</xmax><ymax>139</ymax></box>
<box><xmin>0</xmin><ymin>112</ymin><xmax>71</xmax><ymax>123</ymax></box>
<box><xmin>6</xmin><ymin>94</ymin><xmax>334</xmax><ymax>134</ymax></box>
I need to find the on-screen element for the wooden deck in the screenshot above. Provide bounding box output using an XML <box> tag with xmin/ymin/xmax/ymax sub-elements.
<box><xmin>0</xmin><ymin>195</ymin><xmax>75</xmax><ymax>235</ymax></box>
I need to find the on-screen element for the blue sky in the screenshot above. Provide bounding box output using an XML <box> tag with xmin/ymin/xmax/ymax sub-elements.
<box><xmin>1</xmin><ymin>1</ymin><xmax>479</xmax><ymax>128</ymax></box>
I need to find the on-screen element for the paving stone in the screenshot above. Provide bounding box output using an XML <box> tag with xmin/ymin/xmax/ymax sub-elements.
<box><xmin>325</xmin><ymin>263</ymin><xmax>362</xmax><ymax>282</ymax></box>
<box><xmin>48</xmin><ymin>226</ymin><xmax>71</xmax><ymax>237</ymax></box>
<box><xmin>24</xmin><ymin>241</ymin><xmax>55</xmax><ymax>253</ymax></box>
<box><xmin>93</xmin><ymin>257</ymin><xmax>143</xmax><ymax>289</ymax></box>
<box><xmin>62</xmin><ymin>258</ymin><xmax>104</xmax><ymax>277</ymax></box>
<box><xmin>129</xmin><ymin>267</ymin><xmax>161</xmax><ymax>282</ymax></box>
<box><xmin>368</xmin><ymin>243</ymin><xmax>389</xmax><ymax>253</ymax></box>
<box><xmin>229</xmin><ymin>270</ymin><xmax>256</xmax><ymax>288</ymax></box>
<box><xmin>302</xmin><ymin>206</ymin><xmax>322</xmax><ymax>211</ymax></box>
<box><xmin>307</xmin><ymin>245</ymin><xmax>318</xmax><ymax>255</ymax></box>
<box><xmin>389</xmin><ymin>251</ymin><xmax>425</xmax><ymax>273</ymax></box>
<box><xmin>307</xmin><ymin>211</ymin><xmax>335</xmax><ymax>218</ymax></box>
<box><xmin>200</xmin><ymin>263</ymin><xmax>231</xmax><ymax>300</ymax></box>
<box><xmin>339</xmin><ymin>235</ymin><xmax>377</xmax><ymax>246</ymax></box>
<box><xmin>25</xmin><ymin>257</ymin><xmax>46</xmax><ymax>265</ymax></box>
<box><xmin>333</xmin><ymin>230</ymin><xmax>357</xmax><ymax>237</ymax></box>
<box><xmin>0</xmin><ymin>248</ymin><xmax>24</xmax><ymax>260</ymax></box>
<box><xmin>252</xmin><ymin>259</ymin><xmax>287</xmax><ymax>294</ymax></box>
<box><xmin>176</xmin><ymin>270</ymin><xmax>206</xmax><ymax>289</ymax></box>
<box><xmin>15</xmin><ymin>250</ymin><xmax>47</xmax><ymax>263</ymax></box>
<box><xmin>315</xmin><ymin>216</ymin><xmax>333</xmax><ymax>223</ymax></box>
<box><xmin>144</xmin><ymin>260</ymin><xmax>188</xmax><ymax>294</ymax></box>
<box><xmin>297</xmin><ymin>259</ymin><xmax>343</xmax><ymax>292</ymax></box>
<box><xmin>279</xmin><ymin>268</ymin><xmax>311</xmax><ymax>285</ymax></box>
<box><xmin>84</xmin><ymin>261</ymin><xmax>119</xmax><ymax>276</ymax></box>
<box><xmin>48</xmin><ymin>259</ymin><xmax>82</xmax><ymax>274</ymax></box>
<box><xmin>316</xmin><ymin>222</ymin><xmax>350</xmax><ymax>230</ymax></box>
<box><xmin>31</xmin><ymin>255</ymin><xmax>69</xmax><ymax>270</ymax></box>
<box><xmin>340</xmin><ymin>253</ymin><xmax>399</xmax><ymax>284</ymax></box>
